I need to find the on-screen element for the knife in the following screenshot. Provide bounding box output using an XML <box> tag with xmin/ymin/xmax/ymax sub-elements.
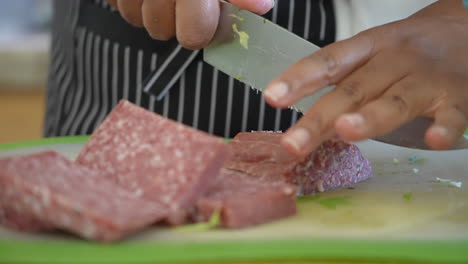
<box><xmin>204</xmin><ymin>1</ymin><xmax>468</xmax><ymax>150</ymax></box>
<box><xmin>203</xmin><ymin>0</ymin><xmax>333</xmax><ymax>114</ymax></box>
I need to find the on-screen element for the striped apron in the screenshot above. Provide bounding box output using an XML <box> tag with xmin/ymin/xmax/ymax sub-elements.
<box><xmin>45</xmin><ymin>0</ymin><xmax>336</xmax><ymax>138</ymax></box>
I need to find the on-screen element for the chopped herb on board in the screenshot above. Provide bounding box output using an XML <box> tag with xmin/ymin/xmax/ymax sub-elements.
<box><xmin>392</xmin><ymin>158</ymin><xmax>400</xmax><ymax>165</ymax></box>
<box><xmin>263</xmin><ymin>18</ymin><xmax>268</xmax><ymax>23</ymax></box>
<box><xmin>297</xmin><ymin>195</ymin><xmax>322</xmax><ymax>203</ymax></box>
<box><xmin>232</xmin><ymin>23</ymin><xmax>249</xmax><ymax>49</ymax></box>
<box><xmin>408</xmin><ymin>155</ymin><xmax>425</xmax><ymax>164</ymax></box>
<box><xmin>229</xmin><ymin>14</ymin><xmax>245</xmax><ymax>22</ymax></box>
<box><xmin>318</xmin><ymin>196</ymin><xmax>352</xmax><ymax>209</ymax></box>
<box><xmin>175</xmin><ymin>210</ymin><xmax>221</xmax><ymax>232</ymax></box>
<box><xmin>298</xmin><ymin>195</ymin><xmax>352</xmax><ymax>210</ymax></box>
<box><xmin>403</xmin><ymin>193</ymin><xmax>413</xmax><ymax>201</ymax></box>
<box><xmin>436</xmin><ymin>177</ymin><xmax>462</xmax><ymax>188</ymax></box>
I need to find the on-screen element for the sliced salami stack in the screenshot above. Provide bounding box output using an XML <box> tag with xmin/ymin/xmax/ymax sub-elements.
<box><xmin>225</xmin><ymin>131</ymin><xmax>372</xmax><ymax>195</ymax></box>
<box><xmin>0</xmin><ymin>101</ymin><xmax>373</xmax><ymax>241</ymax></box>
<box><xmin>0</xmin><ymin>151</ymin><xmax>167</xmax><ymax>242</ymax></box>
<box><xmin>195</xmin><ymin>169</ymin><xmax>297</xmax><ymax>228</ymax></box>
<box><xmin>76</xmin><ymin>100</ymin><xmax>229</xmax><ymax>225</ymax></box>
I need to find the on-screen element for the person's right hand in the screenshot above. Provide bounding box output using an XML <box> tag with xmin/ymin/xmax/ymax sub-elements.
<box><xmin>106</xmin><ymin>0</ymin><xmax>274</xmax><ymax>50</ymax></box>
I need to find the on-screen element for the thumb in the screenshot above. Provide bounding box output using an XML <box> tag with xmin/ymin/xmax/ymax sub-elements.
<box><xmin>228</xmin><ymin>0</ymin><xmax>274</xmax><ymax>15</ymax></box>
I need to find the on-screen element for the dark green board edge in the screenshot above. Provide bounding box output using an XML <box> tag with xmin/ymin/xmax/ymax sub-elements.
<box><xmin>0</xmin><ymin>239</ymin><xmax>468</xmax><ymax>264</ymax></box>
<box><xmin>0</xmin><ymin>136</ymin><xmax>468</xmax><ymax>264</ymax></box>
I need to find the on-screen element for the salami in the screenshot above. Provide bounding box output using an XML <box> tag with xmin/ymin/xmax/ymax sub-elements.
<box><xmin>195</xmin><ymin>169</ymin><xmax>297</xmax><ymax>228</ymax></box>
<box><xmin>0</xmin><ymin>151</ymin><xmax>167</xmax><ymax>242</ymax></box>
<box><xmin>225</xmin><ymin>132</ymin><xmax>372</xmax><ymax>195</ymax></box>
<box><xmin>233</xmin><ymin>131</ymin><xmax>283</xmax><ymax>143</ymax></box>
<box><xmin>76</xmin><ymin>100</ymin><xmax>229</xmax><ymax>225</ymax></box>
<box><xmin>0</xmin><ymin>206</ymin><xmax>51</xmax><ymax>232</ymax></box>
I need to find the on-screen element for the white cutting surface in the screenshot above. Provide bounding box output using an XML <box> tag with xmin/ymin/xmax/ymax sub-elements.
<box><xmin>0</xmin><ymin>140</ymin><xmax>467</xmax><ymax>242</ymax></box>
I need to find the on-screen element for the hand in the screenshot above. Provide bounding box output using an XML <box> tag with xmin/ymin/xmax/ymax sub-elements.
<box><xmin>106</xmin><ymin>0</ymin><xmax>274</xmax><ymax>49</ymax></box>
<box><xmin>264</xmin><ymin>0</ymin><xmax>468</xmax><ymax>156</ymax></box>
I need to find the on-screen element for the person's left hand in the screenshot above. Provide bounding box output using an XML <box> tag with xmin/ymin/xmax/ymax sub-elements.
<box><xmin>264</xmin><ymin>0</ymin><xmax>468</xmax><ymax>157</ymax></box>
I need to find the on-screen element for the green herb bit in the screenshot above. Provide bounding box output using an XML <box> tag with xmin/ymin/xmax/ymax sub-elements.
<box><xmin>392</xmin><ymin>158</ymin><xmax>399</xmax><ymax>165</ymax></box>
<box><xmin>297</xmin><ymin>195</ymin><xmax>321</xmax><ymax>203</ymax></box>
<box><xmin>403</xmin><ymin>193</ymin><xmax>413</xmax><ymax>201</ymax></box>
<box><xmin>229</xmin><ymin>14</ymin><xmax>245</xmax><ymax>22</ymax></box>
<box><xmin>234</xmin><ymin>75</ymin><xmax>244</xmax><ymax>81</ymax></box>
<box><xmin>436</xmin><ymin>177</ymin><xmax>462</xmax><ymax>188</ymax></box>
<box><xmin>408</xmin><ymin>155</ymin><xmax>425</xmax><ymax>164</ymax></box>
<box><xmin>207</xmin><ymin>209</ymin><xmax>221</xmax><ymax>226</ymax></box>
<box><xmin>232</xmin><ymin>23</ymin><xmax>249</xmax><ymax>49</ymax></box>
<box><xmin>263</xmin><ymin>18</ymin><xmax>268</xmax><ymax>23</ymax></box>
<box><xmin>175</xmin><ymin>210</ymin><xmax>221</xmax><ymax>232</ymax></box>
<box><xmin>318</xmin><ymin>196</ymin><xmax>352</xmax><ymax>210</ymax></box>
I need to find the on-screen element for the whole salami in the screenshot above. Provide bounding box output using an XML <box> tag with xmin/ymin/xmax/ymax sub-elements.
<box><xmin>225</xmin><ymin>132</ymin><xmax>372</xmax><ymax>195</ymax></box>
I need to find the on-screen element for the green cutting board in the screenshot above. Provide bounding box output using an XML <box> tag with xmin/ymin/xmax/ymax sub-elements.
<box><xmin>0</xmin><ymin>136</ymin><xmax>467</xmax><ymax>264</ymax></box>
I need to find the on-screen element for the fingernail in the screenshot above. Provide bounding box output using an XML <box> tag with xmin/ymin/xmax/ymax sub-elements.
<box><xmin>256</xmin><ymin>0</ymin><xmax>275</xmax><ymax>14</ymax></box>
<box><xmin>264</xmin><ymin>82</ymin><xmax>289</xmax><ymax>103</ymax></box>
<box><xmin>270</xmin><ymin>0</ymin><xmax>276</xmax><ymax>8</ymax></box>
<box><xmin>283</xmin><ymin>128</ymin><xmax>310</xmax><ymax>153</ymax></box>
<box><xmin>431</xmin><ymin>125</ymin><xmax>449</xmax><ymax>138</ymax></box>
<box><xmin>341</xmin><ymin>113</ymin><xmax>365</xmax><ymax>129</ymax></box>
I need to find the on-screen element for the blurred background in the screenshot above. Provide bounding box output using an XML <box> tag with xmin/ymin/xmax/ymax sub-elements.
<box><xmin>0</xmin><ymin>0</ymin><xmax>51</xmax><ymax>144</ymax></box>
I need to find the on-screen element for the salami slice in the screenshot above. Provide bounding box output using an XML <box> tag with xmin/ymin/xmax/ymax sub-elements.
<box><xmin>233</xmin><ymin>131</ymin><xmax>283</xmax><ymax>143</ymax></box>
<box><xmin>0</xmin><ymin>206</ymin><xmax>51</xmax><ymax>232</ymax></box>
<box><xmin>76</xmin><ymin>100</ymin><xmax>229</xmax><ymax>225</ymax></box>
<box><xmin>227</xmin><ymin>139</ymin><xmax>295</xmax><ymax>163</ymax></box>
<box><xmin>195</xmin><ymin>169</ymin><xmax>297</xmax><ymax>228</ymax></box>
<box><xmin>0</xmin><ymin>151</ymin><xmax>167</xmax><ymax>242</ymax></box>
<box><xmin>226</xmin><ymin>132</ymin><xmax>372</xmax><ymax>195</ymax></box>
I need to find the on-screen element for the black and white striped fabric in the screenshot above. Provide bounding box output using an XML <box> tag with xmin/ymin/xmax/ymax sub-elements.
<box><xmin>45</xmin><ymin>0</ymin><xmax>336</xmax><ymax>138</ymax></box>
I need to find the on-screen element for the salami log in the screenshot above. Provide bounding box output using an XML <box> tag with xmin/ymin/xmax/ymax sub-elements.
<box><xmin>226</xmin><ymin>132</ymin><xmax>372</xmax><ymax>195</ymax></box>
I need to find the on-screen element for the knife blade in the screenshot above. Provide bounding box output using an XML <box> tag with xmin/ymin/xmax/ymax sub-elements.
<box><xmin>203</xmin><ymin>1</ymin><xmax>333</xmax><ymax>113</ymax></box>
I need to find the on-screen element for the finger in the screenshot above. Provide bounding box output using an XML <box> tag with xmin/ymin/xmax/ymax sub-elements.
<box><xmin>425</xmin><ymin>106</ymin><xmax>468</xmax><ymax>150</ymax></box>
<box><xmin>107</xmin><ymin>0</ymin><xmax>118</xmax><ymax>9</ymax></box>
<box><xmin>264</xmin><ymin>32</ymin><xmax>377</xmax><ymax>108</ymax></box>
<box><xmin>142</xmin><ymin>0</ymin><xmax>176</xmax><ymax>41</ymax></box>
<box><xmin>278</xmin><ymin>51</ymin><xmax>411</xmax><ymax>156</ymax></box>
<box><xmin>281</xmin><ymin>126</ymin><xmax>336</xmax><ymax>157</ymax></box>
<box><xmin>175</xmin><ymin>0</ymin><xmax>220</xmax><ymax>50</ymax></box>
<box><xmin>229</xmin><ymin>0</ymin><xmax>275</xmax><ymax>15</ymax></box>
<box><xmin>335</xmin><ymin>73</ymin><xmax>435</xmax><ymax>142</ymax></box>
<box><xmin>117</xmin><ymin>0</ymin><xmax>144</xmax><ymax>27</ymax></box>
<box><xmin>265</xmin><ymin>48</ymin><xmax>412</xmax><ymax>110</ymax></box>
